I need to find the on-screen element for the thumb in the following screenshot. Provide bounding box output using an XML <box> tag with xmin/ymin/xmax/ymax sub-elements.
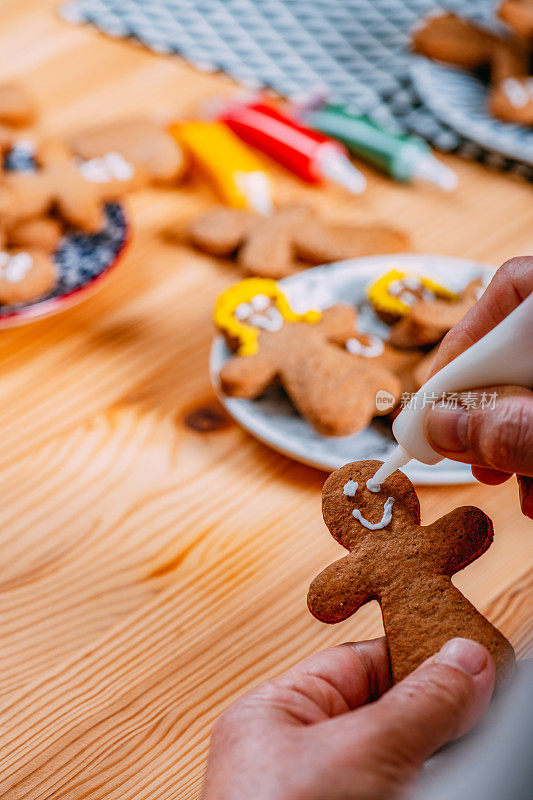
<box><xmin>425</xmin><ymin>386</ymin><xmax>533</xmax><ymax>477</ymax></box>
<box><xmin>359</xmin><ymin>638</ymin><xmax>496</xmax><ymax>769</ymax></box>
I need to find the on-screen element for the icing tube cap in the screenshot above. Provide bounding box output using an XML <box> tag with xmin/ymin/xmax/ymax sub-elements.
<box><xmin>412</xmin><ymin>152</ymin><xmax>458</xmax><ymax>192</ymax></box>
<box><xmin>316</xmin><ymin>143</ymin><xmax>367</xmax><ymax>194</ymax></box>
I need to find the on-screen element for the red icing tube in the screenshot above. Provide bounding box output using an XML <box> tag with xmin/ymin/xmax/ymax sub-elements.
<box><xmin>218</xmin><ymin>99</ymin><xmax>366</xmax><ymax>193</ymax></box>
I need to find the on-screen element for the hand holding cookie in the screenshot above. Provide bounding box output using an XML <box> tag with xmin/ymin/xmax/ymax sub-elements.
<box><xmin>308</xmin><ymin>460</ymin><xmax>515</xmax><ymax>690</ymax></box>
<box><xmin>203</xmin><ymin>635</ymin><xmax>497</xmax><ymax>800</ymax></box>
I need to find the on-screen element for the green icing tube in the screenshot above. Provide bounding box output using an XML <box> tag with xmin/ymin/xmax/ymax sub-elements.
<box><xmin>305</xmin><ymin>104</ymin><xmax>457</xmax><ymax>190</ymax></box>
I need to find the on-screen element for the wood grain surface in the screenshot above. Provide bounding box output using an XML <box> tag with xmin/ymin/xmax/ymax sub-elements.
<box><xmin>0</xmin><ymin>2</ymin><xmax>532</xmax><ymax>798</ymax></box>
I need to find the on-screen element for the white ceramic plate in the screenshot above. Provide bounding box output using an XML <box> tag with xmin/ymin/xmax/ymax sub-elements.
<box><xmin>210</xmin><ymin>254</ymin><xmax>495</xmax><ymax>484</ymax></box>
<box><xmin>410</xmin><ymin>57</ymin><xmax>533</xmax><ymax>166</ymax></box>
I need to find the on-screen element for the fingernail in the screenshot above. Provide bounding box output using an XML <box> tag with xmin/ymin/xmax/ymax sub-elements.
<box><xmin>426</xmin><ymin>406</ymin><xmax>468</xmax><ymax>452</ymax></box>
<box><xmin>435</xmin><ymin>638</ymin><xmax>488</xmax><ymax>676</ymax></box>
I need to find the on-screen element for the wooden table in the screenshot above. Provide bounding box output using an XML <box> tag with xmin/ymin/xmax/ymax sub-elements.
<box><xmin>0</xmin><ymin>2</ymin><xmax>532</xmax><ymax>797</ymax></box>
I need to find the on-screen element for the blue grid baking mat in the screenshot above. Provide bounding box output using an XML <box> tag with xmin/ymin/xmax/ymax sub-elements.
<box><xmin>60</xmin><ymin>0</ymin><xmax>533</xmax><ymax>179</ymax></box>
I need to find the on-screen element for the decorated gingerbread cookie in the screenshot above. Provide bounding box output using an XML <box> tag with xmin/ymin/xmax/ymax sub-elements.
<box><xmin>0</xmin><ymin>138</ymin><xmax>142</xmax><ymax>233</ymax></box>
<box><xmin>69</xmin><ymin>117</ymin><xmax>186</xmax><ymax>185</ymax></box>
<box><xmin>308</xmin><ymin>460</ymin><xmax>516</xmax><ymax>690</ymax></box>
<box><xmin>489</xmin><ymin>39</ymin><xmax>533</xmax><ymax>125</ymax></box>
<box><xmin>411</xmin><ymin>11</ymin><xmax>533</xmax><ymax>125</ymax></box>
<box><xmin>0</xmin><ymin>248</ymin><xmax>57</xmax><ymax>305</ymax></box>
<box><xmin>368</xmin><ymin>270</ymin><xmax>483</xmax><ymax>348</ymax></box>
<box><xmin>191</xmin><ymin>205</ymin><xmax>409</xmax><ymax>279</ymax></box>
<box><xmin>215</xmin><ymin>278</ymin><xmax>401</xmax><ymax>435</ymax></box>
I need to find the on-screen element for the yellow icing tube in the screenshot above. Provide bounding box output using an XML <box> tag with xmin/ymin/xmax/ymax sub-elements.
<box><xmin>168</xmin><ymin>120</ymin><xmax>273</xmax><ymax>214</ymax></box>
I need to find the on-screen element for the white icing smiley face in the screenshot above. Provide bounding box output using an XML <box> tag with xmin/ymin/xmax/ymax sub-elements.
<box><xmin>0</xmin><ymin>251</ymin><xmax>34</xmax><ymax>283</ymax></box>
<box><xmin>343</xmin><ymin>479</ymin><xmax>394</xmax><ymax>530</ymax></box>
<box><xmin>77</xmin><ymin>151</ymin><xmax>135</xmax><ymax>183</ymax></box>
<box><xmin>234</xmin><ymin>293</ymin><xmax>284</xmax><ymax>332</ymax></box>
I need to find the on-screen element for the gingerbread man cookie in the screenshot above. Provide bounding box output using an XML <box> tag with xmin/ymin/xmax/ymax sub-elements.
<box><xmin>412</xmin><ymin>12</ymin><xmax>499</xmax><ymax>70</ymax></box>
<box><xmin>191</xmin><ymin>205</ymin><xmax>409</xmax><ymax>279</ymax></box>
<box><xmin>368</xmin><ymin>270</ymin><xmax>483</xmax><ymax>348</ymax></box>
<box><xmin>215</xmin><ymin>278</ymin><xmax>401</xmax><ymax>435</ymax></box>
<box><xmin>308</xmin><ymin>460</ymin><xmax>516</xmax><ymax>690</ymax></box>
<box><xmin>412</xmin><ymin>11</ymin><xmax>533</xmax><ymax>125</ymax></box>
<box><xmin>0</xmin><ymin>139</ymin><xmax>142</xmax><ymax>233</ymax></box>
<box><xmin>69</xmin><ymin>117</ymin><xmax>186</xmax><ymax>185</ymax></box>
<box><xmin>0</xmin><ymin>248</ymin><xmax>56</xmax><ymax>305</ymax></box>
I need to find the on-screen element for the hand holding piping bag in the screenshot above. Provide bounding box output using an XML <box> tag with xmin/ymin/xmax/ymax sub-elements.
<box><xmin>369</xmin><ymin>257</ymin><xmax>533</xmax><ymax>518</ymax></box>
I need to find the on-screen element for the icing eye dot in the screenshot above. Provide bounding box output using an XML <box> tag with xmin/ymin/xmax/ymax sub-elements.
<box><xmin>251</xmin><ymin>294</ymin><xmax>270</xmax><ymax>311</ymax></box>
<box><xmin>235</xmin><ymin>302</ymin><xmax>252</xmax><ymax>320</ymax></box>
<box><xmin>343</xmin><ymin>479</ymin><xmax>358</xmax><ymax>497</ymax></box>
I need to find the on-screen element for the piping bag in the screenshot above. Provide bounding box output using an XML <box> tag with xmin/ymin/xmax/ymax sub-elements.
<box><xmin>368</xmin><ymin>293</ymin><xmax>533</xmax><ymax>490</ymax></box>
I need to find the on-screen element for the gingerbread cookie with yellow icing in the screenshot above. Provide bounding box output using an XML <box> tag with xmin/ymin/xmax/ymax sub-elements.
<box><xmin>0</xmin><ymin>248</ymin><xmax>57</xmax><ymax>305</ymax></box>
<box><xmin>308</xmin><ymin>460</ymin><xmax>516</xmax><ymax>691</ymax></box>
<box><xmin>367</xmin><ymin>270</ymin><xmax>484</xmax><ymax>348</ymax></box>
<box><xmin>215</xmin><ymin>278</ymin><xmax>402</xmax><ymax>436</ymax></box>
